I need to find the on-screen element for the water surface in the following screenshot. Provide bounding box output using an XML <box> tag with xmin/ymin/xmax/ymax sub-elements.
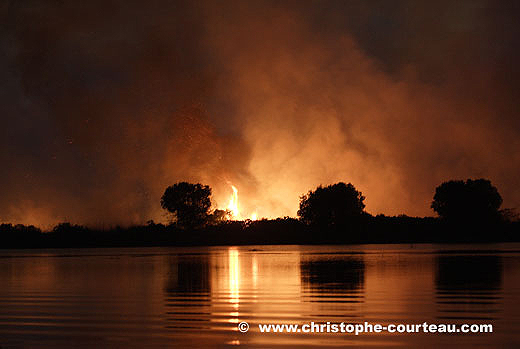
<box><xmin>1</xmin><ymin>244</ymin><xmax>519</xmax><ymax>348</ymax></box>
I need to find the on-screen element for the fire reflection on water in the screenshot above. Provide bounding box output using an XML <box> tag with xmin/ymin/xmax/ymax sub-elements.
<box><xmin>208</xmin><ymin>247</ymin><xmax>303</xmax><ymax>330</ymax></box>
<box><xmin>252</xmin><ymin>254</ymin><xmax>258</xmax><ymax>291</ymax></box>
<box><xmin>228</xmin><ymin>248</ymin><xmax>240</xmax><ymax>309</ymax></box>
<box><xmin>2</xmin><ymin>246</ymin><xmax>509</xmax><ymax>347</ymax></box>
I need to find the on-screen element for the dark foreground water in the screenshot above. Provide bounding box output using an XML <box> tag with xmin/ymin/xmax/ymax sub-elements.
<box><xmin>0</xmin><ymin>244</ymin><xmax>519</xmax><ymax>348</ymax></box>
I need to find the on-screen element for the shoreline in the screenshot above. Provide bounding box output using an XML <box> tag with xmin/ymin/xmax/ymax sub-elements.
<box><xmin>1</xmin><ymin>217</ymin><xmax>518</xmax><ymax>250</ymax></box>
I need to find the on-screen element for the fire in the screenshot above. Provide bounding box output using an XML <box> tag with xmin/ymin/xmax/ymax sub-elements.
<box><xmin>225</xmin><ymin>184</ymin><xmax>258</xmax><ymax>221</ymax></box>
<box><xmin>227</xmin><ymin>185</ymin><xmax>240</xmax><ymax>219</ymax></box>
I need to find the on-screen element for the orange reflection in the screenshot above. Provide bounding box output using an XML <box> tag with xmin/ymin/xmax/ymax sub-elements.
<box><xmin>229</xmin><ymin>248</ymin><xmax>240</xmax><ymax>309</ymax></box>
<box><xmin>252</xmin><ymin>254</ymin><xmax>258</xmax><ymax>291</ymax></box>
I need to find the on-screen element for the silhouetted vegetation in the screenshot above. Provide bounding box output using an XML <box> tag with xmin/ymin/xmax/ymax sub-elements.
<box><xmin>298</xmin><ymin>182</ymin><xmax>366</xmax><ymax>228</ymax></box>
<box><xmin>161</xmin><ymin>182</ymin><xmax>212</xmax><ymax>229</ymax></box>
<box><xmin>0</xmin><ymin>178</ymin><xmax>518</xmax><ymax>249</ymax></box>
<box><xmin>209</xmin><ymin>209</ymin><xmax>232</xmax><ymax>225</ymax></box>
<box><xmin>0</xmin><ymin>224</ymin><xmax>43</xmax><ymax>248</ymax></box>
<box><xmin>0</xmin><ymin>215</ymin><xmax>518</xmax><ymax>249</ymax></box>
<box><xmin>431</xmin><ymin>178</ymin><xmax>503</xmax><ymax>224</ymax></box>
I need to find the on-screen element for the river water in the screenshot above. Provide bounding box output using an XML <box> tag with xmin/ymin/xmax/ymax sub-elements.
<box><xmin>0</xmin><ymin>244</ymin><xmax>519</xmax><ymax>348</ymax></box>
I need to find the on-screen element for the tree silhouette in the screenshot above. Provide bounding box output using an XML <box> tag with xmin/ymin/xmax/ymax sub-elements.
<box><xmin>431</xmin><ymin>178</ymin><xmax>502</xmax><ymax>223</ymax></box>
<box><xmin>298</xmin><ymin>182</ymin><xmax>365</xmax><ymax>227</ymax></box>
<box><xmin>161</xmin><ymin>182</ymin><xmax>212</xmax><ymax>229</ymax></box>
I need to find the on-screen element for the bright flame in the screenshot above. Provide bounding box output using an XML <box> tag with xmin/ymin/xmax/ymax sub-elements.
<box><xmin>227</xmin><ymin>185</ymin><xmax>240</xmax><ymax>219</ymax></box>
<box><xmin>225</xmin><ymin>184</ymin><xmax>257</xmax><ymax>220</ymax></box>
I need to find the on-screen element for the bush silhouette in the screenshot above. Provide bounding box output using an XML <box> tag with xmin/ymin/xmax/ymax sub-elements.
<box><xmin>298</xmin><ymin>182</ymin><xmax>365</xmax><ymax>228</ymax></box>
<box><xmin>431</xmin><ymin>178</ymin><xmax>502</xmax><ymax>223</ymax></box>
<box><xmin>161</xmin><ymin>182</ymin><xmax>212</xmax><ymax>229</ymax></box>
<box><xmin>210</xmin><ymin>209</ymin><xmax>232</xmax><ymax>224</ymax></box>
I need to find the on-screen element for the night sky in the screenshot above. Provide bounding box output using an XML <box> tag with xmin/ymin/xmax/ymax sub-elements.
<box><xmin>1</xmin><ymin>0</ymin><xmax>520</xmax><ymax>227</ymax></box>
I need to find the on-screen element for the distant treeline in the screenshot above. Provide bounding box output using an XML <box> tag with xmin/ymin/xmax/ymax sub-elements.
<box><xmin>0</xmin><ymin>215</ymin><xmax>518</xmax><ymax>249</ymax></box>
<box><xmin>1</xmin><ymin>178</ymin><xmax>518</xmax><ymax>248</ymax></box>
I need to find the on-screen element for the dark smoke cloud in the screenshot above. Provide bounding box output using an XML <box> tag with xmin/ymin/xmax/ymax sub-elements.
<box><xmin>1</xmin><ymin>0</ymin><xmax>519</xmax><ymax>227</ymax></box>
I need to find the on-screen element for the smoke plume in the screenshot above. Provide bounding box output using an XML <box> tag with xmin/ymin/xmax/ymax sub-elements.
<box><xmin>1</xmin><ymin>0</ymin><xmax>519</xmax><ymax>227</ymax></box>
